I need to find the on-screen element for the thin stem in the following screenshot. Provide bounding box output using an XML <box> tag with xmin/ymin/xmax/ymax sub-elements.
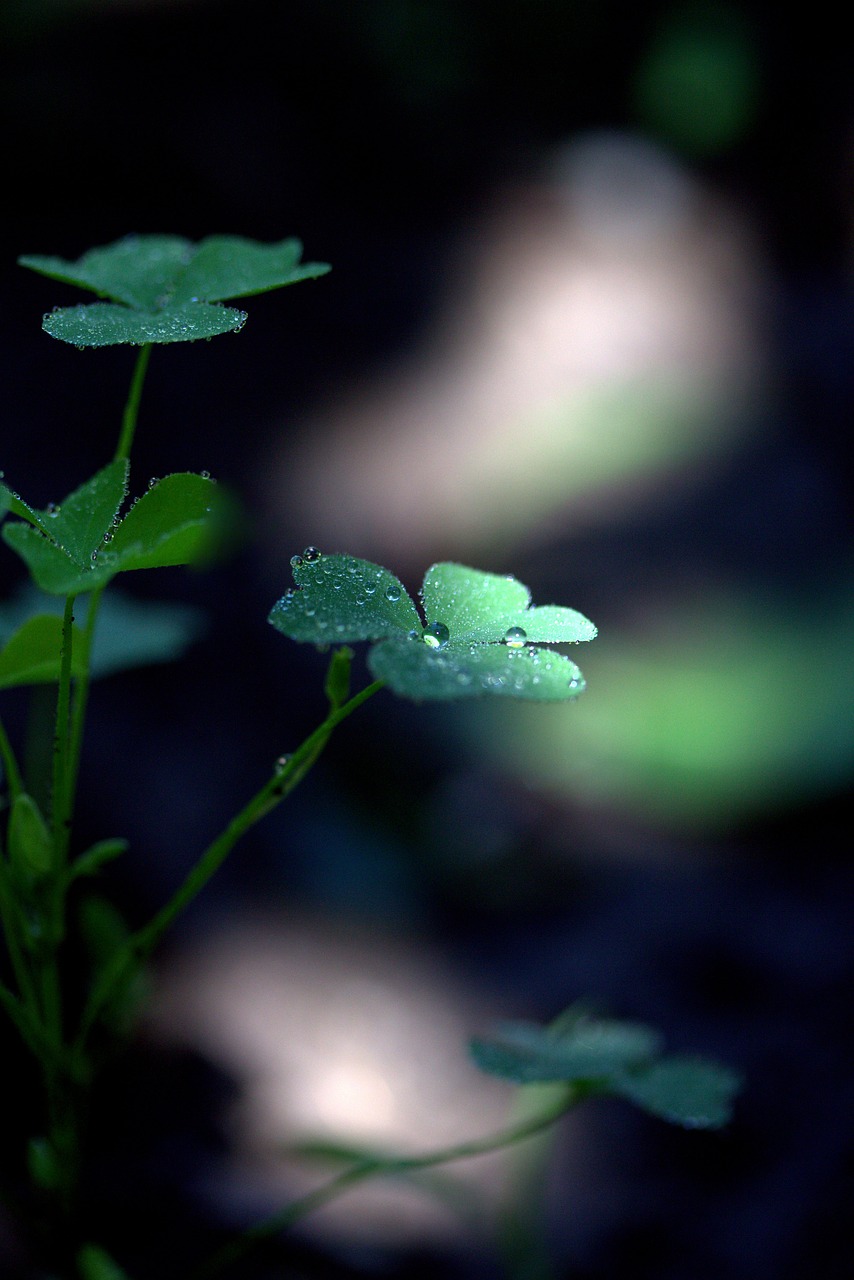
<box><xmin>191</xmin><ymin>1088</ymin><xmax>578</xmax><ymax>1280</ymax></box>
<box><xmin>65</xmin><ymin>586</ymin><xmax>105</xmax><ymax>820</ymax></box>
<box><xmin>51</xmin><ymin>597</ymin><xmax>76</xmax><ymax>868</ymax></box>
<box><xmin>74</xmin><ymin>679</ymin><xmax>385</xmax><ymax>1052</ymax></box>
<box><xmin>114</xmin><ymin>343</ymin><xmax>152</xmax><ymax>462</ymax></box>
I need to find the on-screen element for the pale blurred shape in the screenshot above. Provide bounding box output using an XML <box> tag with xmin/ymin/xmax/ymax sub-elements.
<box><xmin>266</xmin><ymin>134</ymin><xmax>764</xmax><ymax>570</ymax></box>
<box><xmin>464</xmin><ymin>577</ymin><xmax>854</xmax><ymax>834</ymax></box>
<box><xmin>149</xmin><ymin>913</ymin><xmax>514</xmax><ymax>1243</ymax></box>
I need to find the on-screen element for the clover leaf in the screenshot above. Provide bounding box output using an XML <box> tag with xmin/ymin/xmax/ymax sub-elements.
<box><xmin>268</xmin><ymin>552</ymin><xmax>597</xmax><ymax>701</ymax></box>
<box><xmin>1</xmin><ymin>464</ymin><xmax>226</xmax><ymax>595</ymax></box>
<box><xmin>18</xmin><ymin>234</ymin><xmax>330</xmax><ymax>347</ymax></box>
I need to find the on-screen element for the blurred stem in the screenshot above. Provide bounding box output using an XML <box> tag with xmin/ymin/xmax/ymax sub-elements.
<box><xmin>192</xmin><ymin>1086</ymin><xmax>579</xmax><ymax>1280</ymax></box>
<box><xmin>497</xmin><ymin>1083</ymin><xmax>569</xmax><ymax>1280</ymax></box>
<box><xmin>74</xmin><ymin>675</ymin><xmax>385</xmax><ymax>1053</ymax></box>
<box><xmin>114</xmin><ymin>342</ymin><xmax>152</xmax><ymax>462</ymax></box>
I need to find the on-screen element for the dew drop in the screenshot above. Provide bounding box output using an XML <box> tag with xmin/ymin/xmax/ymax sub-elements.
<box><xmin>504</xmin><ymin>626</ymin><xmax>527</xmax><ymax>648</ymax></box>
<box><xmin>568</xmin><ymin>676</ymin><xmax>582</xmax><ymax>690</ymax></box>
<box><xmin>385</xmin><ymin>583</ymin><xmax>401</xmax><ymax>603</ymax></box>
<box><xmin>148</xmin><ymin>477</ymin><xmax>158</xmax><ymax>489</ymax></box>
<box><xmin>200</xmin><ymin>470</ymin><xmax>210</xmax><ymax>479</ymax></box>
<box><xmin>90</xmin><ymin>551</ymin><xmax>98</xmax><ymax>563</ymax></box>
<box><xmin>46</xmin><ymin>502</ymin><xmax>60</xmax><ymax>518</ymax></box>
<box><xmin>290</xmin><ymin>554</ymin><xmax>303</xmax><ymax>569</ymax></box>
<box><xmin>423</xmin><ymin>621</ymin><xmax>450</xmax><ymax>649</ymax></box>
<box><xmin>302</xmin><ymin>546</ymin><xmax>322</xmax><ymax>562</ymax></box>
<box><xmin>275</xmin><ymin>754</ymin><xmax>292</xmax><ymax>773</ymax></box>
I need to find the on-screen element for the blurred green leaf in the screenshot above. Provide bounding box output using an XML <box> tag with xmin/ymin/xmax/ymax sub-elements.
<box><xmin>269</xmin><ymin>554</ymin><xmax>596</xmax><ymax>702</ymax></box>
<box><xmin>0</xmin><ymin>615</ymin><xmax>87</xmax><ymax>688</ymax></box>
<box><xmin>77</xmin><ymin>1243</ymin><xmax>132</xmax><ymax>1280</ymax></box>
<box><xmin>471</xmin><ymin>1011</ymin><xmax>741</xmax><ymax>1130</ymax></box>
<box><xmin>19</xmin><ymin>234</ymin><xmax>330</xmax><ymax>347</ymax></box>
<box><xmin>470</xmin><ymin>1015</ymin><xmax>662</xmax><ymax>1085</ymax></box>
<box><xmin>8</xmin><ymin>793</ymin><xmax>53</xmax><ymax>878</ymax></box>
<box><xmin>614</xmin><ymin>1056</ymin><xmax>742</xmax><ymax>1129</ymax></box>
<box><xmin>66</xmin><ymin>839</ymin><xmax>129</xmax><ymax>885</ymax></box>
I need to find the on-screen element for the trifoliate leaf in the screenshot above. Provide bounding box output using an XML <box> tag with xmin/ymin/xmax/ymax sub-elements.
<box><xmin>19</xmin><ymin>234</ymin><xmax>330</xmax><ymax>348</ymax></box>
<box><xmin>1</xmin><ymin>469</ymin><xmax>226</xmax><ymax>595</ymax></box>
<box><xmin>269</xmin><ymin>553</ymin><xmax>597</xmax><ymax>702</ymax></box>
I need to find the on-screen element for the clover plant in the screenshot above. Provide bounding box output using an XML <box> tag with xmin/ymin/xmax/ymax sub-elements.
<box><xmin>0</xmin><ymin>235</ymin><xmax>741</xmax><ymax>1279</ymax></box>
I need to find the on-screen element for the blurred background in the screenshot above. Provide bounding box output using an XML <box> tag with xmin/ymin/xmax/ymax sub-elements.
<box><xmin>1</xmin><ymin>1</ymin><xmax>852</xmax><ymax>1277</ymax></box>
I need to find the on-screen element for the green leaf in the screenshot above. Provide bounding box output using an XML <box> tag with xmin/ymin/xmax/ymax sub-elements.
<box><xmin>66</xmin><ymin>839</ymin><xmax>129</xmax><ymax>885</ymax></box>
<box><xmin>268</xmin><ymin>553</ymin><xmax>420</xmax><ymax>643</ymax></box>
<box><xmin>2</xmin><ymin>470</ymin><xmax>226</xmax><ymax>595</ymax></box>
<box><xmin>470</xmin><ymin>1016</ymin><xmax>663</xmax><ymax>1086</ymax></box>
<box><xmin>269</xmin><ymin>554</ymin><xmax>597</xmax><ymax>703</ymax></box>
<box><xmin>0</xmin><ymin>615</ymin><xmax>87</xmax><ymax>689</ymax></box>
<box><xmin>20</xmin><ymin>234</ymin><xmax>330</xmax><ymax>347</ymax></box>
<box><xmin>105</xmin><ymin>472</ymin><xmax>224</xmax><ymax>571</ymax></box>
<box><xmin>8</xmin><ymin>793</ymin><xmax>53</xmax><ymax>878</ymax></box>
<box><xmin>421</xmin><ymin>564</ymin><xmax>598</xmax><ymax>646</ymax></box>
<box><xmin>614</xmin><ymin>1056</ymin><xmax>742</xmax><ymax>1129</ymax></box>
<box><xmin>1</xmin><ymin>460</ymin><xmax>128</xmax><ymax>555</ymax></box>
<box><xmin>166</xmin><ymin>235</ymin><xmax>330</xmax><ymax>304</ymax></box>
<box><xmin>368</xmin><ymin>634</ymin><xmax>586</xmax><ymax>701</ymax></box>
<box><xmin>21</xmin><ymin>236</ymin><xmax>199</xmax><ymax>309</ymax></box>
<box><xmin>43</xmin><ymin>301</ymin><xmax>247</xmax><ymax>347</ymax></box>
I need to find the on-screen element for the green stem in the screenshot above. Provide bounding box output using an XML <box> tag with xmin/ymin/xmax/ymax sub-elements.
<box><xmin>114</xmin><ymin>343</ymin><xmax>152</xmax><ymax>462</ymax></box>
<box><xmin>74</xmin><ymin>678</ymin><xmax>384</xmax><ymax>1053</ymax></box>
<box><xmin>65</xmin><ymin>586</ymin><xmax>105</xmax><ymax>821</ymax></box>
<box><xmin>51</xmin><ymin>596</ymin><xmax>76</xmax><ymax>869</ymax></box>
<box><xmin>191</xmin><ymin>1088</ymin><xmax>578</xmax><ymax>1280</ymax></box>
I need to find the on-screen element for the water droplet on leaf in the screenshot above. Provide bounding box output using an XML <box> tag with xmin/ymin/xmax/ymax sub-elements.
<box><xmin>423</xmin><ymin>621</ymin><xmax>450</xmax><ymax>649</ymax></box>
<box><xmin>290</xmin><ymin>554</ymin><xmax>303</xmax><ymax>569</ymax></box>
<box><xmin>504</xmin><ymin>626</ymin><xmax>527</xmax><ymax>648</ymax></box>
<box><xmin>385</xmin><ymin>584</ymin><xmax>401</xmax><ymax>603</ymax></box>
<box><xmin>302</xmin><ymin>546</ymin><xmax>322</xmax><ymax>562</ymax></box>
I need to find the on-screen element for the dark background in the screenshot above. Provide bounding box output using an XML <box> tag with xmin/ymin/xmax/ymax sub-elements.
<box><xmin>1</xmin><ymin>2</ymin><xmax>853</xmax><ymax>1278</ymax></box>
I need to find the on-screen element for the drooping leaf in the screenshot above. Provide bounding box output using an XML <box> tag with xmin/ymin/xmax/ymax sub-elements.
<box><xmin>0</xmin><ymin>614</ymin><xmax>87</xmax><ymax>689</ymax></box>
<box><xmin>470</xmin><ymin>1016</ymin><xmax>662</xmax><ymax>1086</ymax></box>
<box><xmin>613</xmin><ymin>1056</ymin><xmax>742</xmax><ymax>1130</ymax></box>
<box><xmin>20</xmin><ymin>234</ymin><xmax>330</xmax><ymax>348</ymax></box>
<box><xmin>7</xmin><ymin>793</ymin><xmax>53</xmax><ymax>879</ymax></box>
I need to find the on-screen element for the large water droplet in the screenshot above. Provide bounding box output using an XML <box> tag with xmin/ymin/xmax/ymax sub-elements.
<box><xmin>385</xmin><ymin>583</ymin><xmax>401</xmax><ymax>603</ymax></box>
<box><xmin>504</xmin><ymin>626</ymin><xmax>527</xmax><ymax>648</ymax></box>
<box><xmin>423</xmin><ymin>621</ymin><xmax>450</xmax><ymax>649</ymax></box>
<box><xmin>290</xmin><ymin>554</ymin><xmax>303</xmax><ymax>569</ymax></box>
<box><xmin>200</xmin><ymin>469</ymin><xmax>210</xmax><ymax>479</ymax></box>
<box><xmin>302</xmin><ymin>546</ymin><xmax>322</xmax><ymax>562</ymax></box>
